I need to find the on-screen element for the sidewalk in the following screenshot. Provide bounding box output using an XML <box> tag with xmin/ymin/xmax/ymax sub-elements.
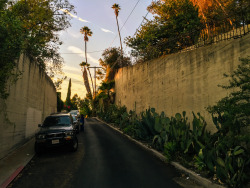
<box><xmin>0</xmin><ymin>138</ymin><xmax>35</xmax><ymax>188</ymax></box>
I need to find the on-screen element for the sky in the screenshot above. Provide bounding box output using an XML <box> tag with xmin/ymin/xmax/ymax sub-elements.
<box><xmin>57</xmin><ymin>0</ymin><xmax>153</xmax><ymax>101</ymax></box>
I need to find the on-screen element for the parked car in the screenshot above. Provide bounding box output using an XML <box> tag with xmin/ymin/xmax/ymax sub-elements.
<box><xmin>35</xmin><ymin>113</ymin><xmax>78</xmax><ymax>154</ymax></box>
<box><xmin>72</xmin><ymin>115</ymin><xmax>80</xmax><ymax>133</ymax></box>
<box><xmin>69</xmin><ymin>110</ymin><xmax>79</xmax><ymax>118</ymax></box>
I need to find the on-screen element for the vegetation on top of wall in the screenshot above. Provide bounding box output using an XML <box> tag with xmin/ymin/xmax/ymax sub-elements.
<box><xmin>0</xmin><ymin>0</ymin><xmax>75</xmax><ymax>99</ymax></box>
<box><xmin>0</xmin><ymin>0</ymin><xmax>26</xmax><ymax>99</ymax></box>
<box><xmin>97</xmin><ymin>57</ymin><xmax>250</xmax><ymax>187</ymax></box>
<box><xmin>125</xmin><ymin>0</ymin><xmax>202</xmax><ymax>61</ymax></box>
<box><xmin>125</xmin><ymin>0</ymin><xmax>249</xmax><ymax>63</ymax></box>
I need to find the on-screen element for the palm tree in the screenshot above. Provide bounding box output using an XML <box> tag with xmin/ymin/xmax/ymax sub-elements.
<box><xmin>98</xmin><ymin>80</ymin><xmax>116</xmax><ymax>107</ymax></box>
<box><xmin>80</xmin><ymin>26</ymin><xmax>94</xmax><ymax>96</ymax></box>
<box><xmin>112</xmin><ymin>4</ymin><xmax>123</xmax><ymax>55</ymax></box>
<box><xmin>80</xmin><ymin>61</ymin><xmax>92</xmax><ymax>97</ymax></box>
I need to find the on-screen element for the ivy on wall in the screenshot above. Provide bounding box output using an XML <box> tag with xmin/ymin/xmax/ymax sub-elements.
<box><xmin>0</xmin><ymin>1</ymin><xmax>26</xmax><ymax>99</ymax></box>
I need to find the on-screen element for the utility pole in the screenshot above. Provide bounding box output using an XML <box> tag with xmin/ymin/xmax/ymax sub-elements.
<box><xmin>88</xmin><ymin>66</ymin><xmax>102</xmax><ymax>98</ymax></box>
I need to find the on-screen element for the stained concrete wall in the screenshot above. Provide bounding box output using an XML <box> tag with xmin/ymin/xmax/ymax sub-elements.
<box><xmin>115</xmin><ymin>34</ymin><xmax>250</xmax><ymax>133</ymax></box>
<box><xmin>0</xmin><ymin>54</ymin><xmax>57</xmax><ymax>159</ymax></box>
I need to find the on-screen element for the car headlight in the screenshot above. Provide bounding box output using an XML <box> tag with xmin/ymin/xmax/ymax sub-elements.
<box><xmin>65</xmin><ymin>131</ymin><xmax>74</xmax><ymax>140</ymax></box>
<box><xmin>37</xmin><ymin>134</ymin><xmax>46</xmax><ymax>139</ymax></box>
<box><xmin>65</xmin><ymin>131</ymin><xmax>74</xmax><ymax>136</ymax></box>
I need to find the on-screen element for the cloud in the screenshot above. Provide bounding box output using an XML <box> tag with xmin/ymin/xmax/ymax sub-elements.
<box><xmin>67</xmin><ymin>46</ymin><xmax>84</xmax><ymax>57</ymax></box>
<box><xmin>60</xmin><ymin>9</ymin><xmax>113</xmax><ymax>35</ymax></box>
<box><xmin>59</xmin><ymin>67</ymin><xmax>86</xmax><ymax>99</ymax></box>
<box><xmin>63</xmin><ymin>65</ymin><xmax>81</xmax><ymax>74</ymax></box>
<box><xmin>101</xmin><ymin>28</ymin><xmax>115</xmax><ymax>34</ymax></box>
<box><xmin>60</xmin><ymin>9</ymin><xmax>90</xmax><ymax>23</ymax></box>
<box><xmin>67</xmin><ymin>46</ymin><xmax>99</xmax><ymax>65</ymax></box>
<box><xmin>69</xmin><ymin>32</ymin><xmax>81</xmax><ymax>39</ymax></box>
<box><xmin>78</xmin><ymin>17</ymin><xmax>90</xmax><ymax>23</ymax></box>
<box><xmin>60</xmin><ymin>9</ymin><xmax>77</xmax><ymax>18</ymax></box>
<box><xmin>59</xmin><ymin>79</ymin><xmax>86</xmax><ymax>100</ymax></box>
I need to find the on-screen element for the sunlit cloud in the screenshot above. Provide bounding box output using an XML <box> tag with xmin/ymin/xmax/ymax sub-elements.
<box><xmin>63</xmin><ymin>65</ymin><xmax>83</xmax><ymax>79</ymax></box>
<box><xmin>60</xmin><ymin>9</ymin><xmax>77</xmax><ymax>18</ymax></box>
<box><xmin>64</xmin><ymin>72</ymin><xmax>83</xmax><ymax>84</ymax></box>
<box><xmin>60</xmin><ymin>9</ymin><xmax>113</xmax><ymax>35</ymax></box>
<box><xmin>67</xmin><ymin>46</ymin><xmax>84</xmax><ymax>57</ymax></box>
<box><xmin>67</xmin><ymin>46</ymin><xmax>99</xmax><ymax>65</ymax></box>
<box><xmin>101</xmin><ymin>28</ymin><xmax>115</xmax><ymax>34</ymax></box>
<box><xmin>63</xmin><ymin>65</ymin><xmax>80</xmax><ymax>72</ymax></box>
<box><xmin>59</xmin><ymin>68</ymin><xmax>86</xmax><ymax>99</ymax></box>
<box><xmin>59</xmin><ymin>81</ymin><xmax>86</xmax><ymax>100</ymax></box>
<box><xmin>60</xmin><ymin>9</ymin><xmax>90</xmax><ymax>24</ymax></box>
<box><xmin>78</xmin><ymin>17</ymin><xmax>90</xmax><ymax>23</ymax></box>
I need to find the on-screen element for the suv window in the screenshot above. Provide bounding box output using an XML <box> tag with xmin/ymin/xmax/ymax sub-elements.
<box><xmin>43</xmin><ymin>116</ymin><xmax>71</xmax><ymax>127</ymax></box>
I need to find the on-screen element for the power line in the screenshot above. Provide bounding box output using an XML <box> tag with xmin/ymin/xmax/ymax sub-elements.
<box><xmin>120</xmin><ymin>0</ymin><xmax>141</xmax><ymax>32</ymax></box>
<box><xmin>133</xmin><ymin>11</ymin><xmax>149</xmax><ymax>37</ymax></box>
<box><xmin>132</xmin><ymin>0</ymin><xmax>155</xmax><ymax>38</ymax></box>
<box><xmin>109</xmin><ymin>0</ymin><xmax>141</xmax><ymax>47</ymax></box>
<box><xmin>61</xmin><ymin>1</ymin><xmax>150</xmax><ymax>56</ymax></box>
<box><xmin>61</xmin><ymin>50</ymin><xmax>104</xmax><ymax>54</ymax></box>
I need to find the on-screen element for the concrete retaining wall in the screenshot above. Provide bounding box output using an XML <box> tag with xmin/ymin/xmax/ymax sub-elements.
<box><xmin>0</xmin><ymin>54</ymin><xmax>57</xmax><ymax>159</ymax></box>
<box><xmin>115</xmin><ymin>34</ymin><xmax>250</xmax><ymax>132</ymax></box>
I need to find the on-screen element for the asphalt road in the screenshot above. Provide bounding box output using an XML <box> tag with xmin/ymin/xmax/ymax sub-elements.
<box><xmin>8</xmin><ymin>118</ymin><xmax>183</xmax><ymax>188</ymax></box>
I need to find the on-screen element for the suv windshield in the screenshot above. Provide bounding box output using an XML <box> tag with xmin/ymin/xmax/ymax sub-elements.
<box><xmin>43</xmin><ymin>116</ymin><xmax>71</xmax><ymax>127</ymax></box>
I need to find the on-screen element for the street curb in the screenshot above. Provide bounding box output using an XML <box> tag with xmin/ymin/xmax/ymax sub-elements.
<box><xmin>0</xmin><ymin>166</ymin><xmax>24</xmax><ymax>188</ymax></box>
<box><xmin>94</xmin><ymin>117</ymin><xmax>225</xmax><ymax>188</ymax></box>
<box><xmin>0</xmin><ymin>138</ymin><xmax>35</xmax><ymax>188</ymax></box>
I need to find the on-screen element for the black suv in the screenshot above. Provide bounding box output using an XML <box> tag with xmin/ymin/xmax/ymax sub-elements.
<box><xmin>35</xmin><ymin>113</ymin><xmax>78</xmax><ymax>154</ymax></box>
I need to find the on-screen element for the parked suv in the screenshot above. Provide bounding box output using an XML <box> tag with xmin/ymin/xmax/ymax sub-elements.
<box><xmin>35</xmin><ymin>113</ymin><xmax>78</xmax><ymax>154</ymax></box>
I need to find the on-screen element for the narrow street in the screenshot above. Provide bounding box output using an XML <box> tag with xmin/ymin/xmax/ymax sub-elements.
<box><xmin>8</xmin><ymin>118</ymin><xmax>183</xmax><ymax>188</ymax></box>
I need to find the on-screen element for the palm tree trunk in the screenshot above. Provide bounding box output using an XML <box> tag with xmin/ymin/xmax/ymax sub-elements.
<box><xmin>87</xmin><ymin>68</ymin><xmax>94</xmax><ymax>98</ymax></box>
<box><xmin>116</xmin><ymin>15</ymin><xmax>123</xmax><ymax>55</ymax></box>
<box><xmin>85</xmin><ymin>41</ymin><xmax>88</xmax><ymax>64</ymax></box>
<box><xmin>85</xmin><ymin>41</ymin><xmax>95</xmax><ymax>97</ymax></box>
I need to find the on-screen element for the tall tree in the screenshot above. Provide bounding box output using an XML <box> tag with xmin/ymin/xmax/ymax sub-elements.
<box><xmin>71</xmin><ymin>94</ymin><xmax>79</xmax><ymax>110</ymax></box>
<box><xmin>66</xmin><ymin>78</ymin><xmax>72</xmax><ymax>107</ymax></box>
<box><xmin>80</xmin><ymin>61</ymin><xmax>92</xmax><ymax>97</ymax></box>
<box><xmin>79</xmin><ymin>98</ymin><xmax>92</xmax><ymax>117</ymax></box>
<box><xmin>0</xmin><ymin>0</ymin><xmax>75</xmax><ymax>99</ymax></box>
<box><xmin>98</xmin><ymin>81</ymin><xmax>115</xmax><ymax>101</ymax></box>
<box><xmin>10</xmin><ymin>0</ymin><xmax>74</xmax><ymax>70</ymax></box>
<box><xmin>80</xmin><ymin>26</ymin><xmax>93</xmax><ymax>66</ymax></box>
<box><xmin>97</xmin><ymin>47</ymin><xmax>131</xmax><ymax>82</ymax></box>
<box><xmin>112</xmin><ymin>4</ymin><xmax>123</xmax><ymax>56</ymax></box>
<box><xmin>80</xmin><ymin>26</ymin><xmax>94</xmax><ymax>97</ymax></box>
<box><xmin>57</xmin><ymin>92</ymin><xmax>64</xmax><ymax>112</ymax></box>
<box><xmin>0</xmin><ymin>0</ymin><xmax>27</xmax><ymax>99</ymax></box>
<box><xmin>190</xmin><ymin>0</ymin><xmax>250</xmax><ymax>29</ymax></box>
<box><xmin>125</xmin><ymin>0</ymin><xmax>201</xmax><ymax>61</ymax></box>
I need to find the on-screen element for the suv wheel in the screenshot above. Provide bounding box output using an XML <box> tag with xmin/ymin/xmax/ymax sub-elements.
<box><xmin>71</xmin><ymin>137</ymin><xmax>78</xmax><ymax>152</ymax></box>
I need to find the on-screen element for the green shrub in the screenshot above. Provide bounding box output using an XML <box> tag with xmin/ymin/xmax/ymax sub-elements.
<box><xmin>205</xmin><ymin>57</ymin><xmax>250</xmax><ymax>187</ymax></box>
